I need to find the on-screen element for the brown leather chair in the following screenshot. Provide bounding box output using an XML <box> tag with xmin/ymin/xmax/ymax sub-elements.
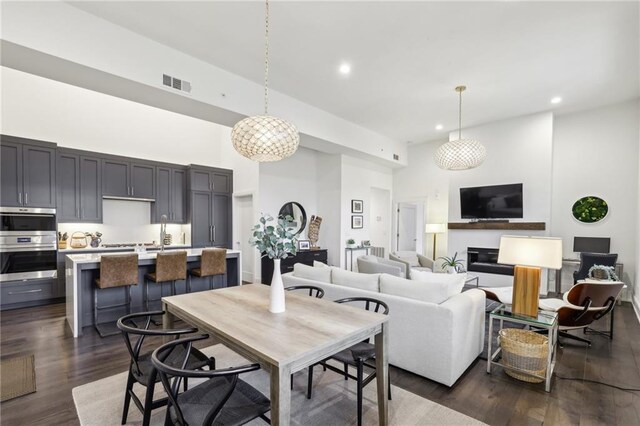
<box><xmin>144</xmin><ymin>251</ymin><xmax>187</xmax><ymax>313</ymax></box>
<box><xmin>187</xmin><ymin>248</ymin><xmax>226</xmax><ymax>292</ymax></box>
<box><xmin>539</xmin><ymin>281</ymin><xmax>624</xmax><ymax>346</ymax></box>
<box><xmin>94</xmin><ymin>253</ymin><xmax>139</xmax><ymax>337</ymax></box>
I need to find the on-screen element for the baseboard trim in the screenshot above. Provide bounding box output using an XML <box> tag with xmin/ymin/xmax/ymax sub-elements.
<box><xmin>633</xmin><ymin>293</ymin><xmax>640</xmax><ymax>325</ymax></box>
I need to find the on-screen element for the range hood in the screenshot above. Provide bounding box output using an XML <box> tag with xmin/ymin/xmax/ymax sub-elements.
<box><xmin>103</xmin><ymin>195</ymin><xmax>155</xmax><ymax>202</ymax></box>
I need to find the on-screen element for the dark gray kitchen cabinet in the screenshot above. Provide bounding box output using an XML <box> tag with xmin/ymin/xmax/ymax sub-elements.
<box><xmin>152</xmin><ymin>167</ymin><xmax>186</xmax><ymax>223</ymax></box>
<box><xmin>188</xmin><ymin>166</ymin><xmax>233</xmax><ymax>249</ymax></box>
<box><xmin>102</xmin><ymin>158</ymin><xmax>155</xmax><ymax>199</ymax></box>
<box><xmin>1</xmin><ymin>135</ymin><xmax>56</xmax><ymax>208</ymax></box>
<box><xmin>190</xmin><ymin>168</ymin><xmax>212</xmax><ymax>191</ymax></box>
<box><xmin>57</xmin><ymin>151</ymin><xmax>102</xmax><ymax>223</ymax></box>
<box><xmin>189</xmin><ymin>167</ymin><xmax>232</xmax><ymax>193</ymax></box>
<box><xmin>212</xmin><ymin>194</ymin><xmax>230</xmax><ymax>248</ymax></box>
<box><xmin>191</xmin><ymin>191</ymin><xmax>213</xmax><ymax>247</ymax></box>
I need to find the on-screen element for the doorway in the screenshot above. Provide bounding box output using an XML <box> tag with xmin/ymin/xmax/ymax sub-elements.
<box><xmin>234</xmin><ymin>194</ymin><xmax>255</xmax><ymax>283</ymax></box>
<box><xmin>395</xmin><ymin>202</ymin><xmax>425</xmax><ymax>253</ymax></box>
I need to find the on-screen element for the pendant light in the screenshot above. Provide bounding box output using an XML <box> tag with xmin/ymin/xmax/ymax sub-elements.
<box><xmin>434</xmin><ymin>86</ymin><xmax>486</xmax><ymax>170</ymax></box>
<box><xmin>231</xmin><ymin>0</ymin><xmax>299</xmax><ymax>162</ymax></box>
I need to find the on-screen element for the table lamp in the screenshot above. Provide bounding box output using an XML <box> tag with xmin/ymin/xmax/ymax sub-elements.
<box><xmin>497</xmin><ymin>235</ymin><xmax>563</xmax><ymax>317</ymax></box>
<box><xmin>425</xmin><ymin>223</ymin><xmax>447</xmax><ymax>258</ymax></box>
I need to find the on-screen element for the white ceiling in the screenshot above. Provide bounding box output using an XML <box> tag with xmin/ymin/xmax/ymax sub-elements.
<box><xmin>69</xmin><ymin>1</ymin><xmax>639</xmax><ymax>144</ymax></box>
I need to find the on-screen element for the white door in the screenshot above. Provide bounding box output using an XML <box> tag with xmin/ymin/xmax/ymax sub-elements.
<box><xmin>235</xmin><ymin>194</ymin><xmax>254</xmax><ymax>283</ymax></box>
<box><xmin>397</xmin><ymin>203</ymin><xmax>417</xmax><ymax>251</ymax></box>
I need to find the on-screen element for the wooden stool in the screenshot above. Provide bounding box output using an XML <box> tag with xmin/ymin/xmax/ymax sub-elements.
<box><xmin>94</xmin><ymin>253</ymin><xmax>139</xmax><ymax>337</ymax></box>
<box><xmin>188</xmin><ymin>248</ymin><xmax>227</xmax><ymax>292</ymax></box>
<box><xmin>144</xmin><ymin>251</ymin><xmax>187</xmax><ymax>313</ymax></box>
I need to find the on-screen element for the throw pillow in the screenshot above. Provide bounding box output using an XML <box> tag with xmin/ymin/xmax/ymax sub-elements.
<box><xmin>293</xmin><ymin>263</ymin><xmax>331</xmax><ymax>283</ymax></box>
<box><xmin>331</xmin><ymin>268</ymin><xmax>380</xmax><ymax>292</ymax></box>
<box><xmin>411</xmin><ymin>270</ymin><xmax>466</xmax><ymax>298</ymax></box>
<box><xmin>380</xmin><ymin>273</ymin><xmax>448</xmax><ymax>304</ymax></box>
<box><xmin>313</xmin><ymin>260</ymin><xmax>330</xmax><ymax>268</ymax></box>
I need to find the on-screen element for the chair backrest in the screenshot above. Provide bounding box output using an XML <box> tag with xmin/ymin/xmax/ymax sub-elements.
<box><xmin>155</xmin><ymin>251</ymin><xmax>187</xmax><ymax>282</ymax></box>
<box><xmin>98</xmin><ymin>253</ymin><xmax>139</xmax><ymax>288</ymax></box>
<box><xmin>334</xmin><ymin>297</ymin><xmax>390</xmax><ymax>315</ymax></box>
<box><xmin>284</xmin><ymin>285</ymin><xmax>324</xmax><ymax>298</ymax></box>
<box><xmin>558</xmin><ymin>281</ymin><xmax>624</xmax><ymax>327</ymax></box>
<box><xmin>200</xmin><ymin>248</ymin><xmax>227</xmax><ymax>277</ymax></box>
<box><xmin>574</xmin><ymin>252</ymin><xmax>618</xmax><ymax>281</ymax></box>
<box><xmin>151</xmin><ymin>334</ymin><xmax>261</xmax><ymax>426</ymax></box>
<box><xmin>117</xmin><ymin>311</ymin><xmax>198</xmax><ymax>377</ymax></box>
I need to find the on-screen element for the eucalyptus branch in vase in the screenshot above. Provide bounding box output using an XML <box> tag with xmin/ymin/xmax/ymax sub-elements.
<box><xmin>249</xmin><ymin>213</ymin><xmax>298</xmax><ymax>259</ymax></box>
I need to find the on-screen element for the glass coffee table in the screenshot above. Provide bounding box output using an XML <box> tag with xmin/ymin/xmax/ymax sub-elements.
<box><xmin>464</xmin><ymin>273</ymin><xmax>479</xmax><ymax>287</ymax></box>
<box><xmin>487</xmin><ymin>304</ymin><xmax>558</xmax><ymax>392</ymax></box>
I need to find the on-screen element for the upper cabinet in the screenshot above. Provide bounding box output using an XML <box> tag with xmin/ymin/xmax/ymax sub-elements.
<box><xmin>189</xmin><ymin>167</ymin><xmax>231</xmax><ymax>193</ymax></box>
<box><xmin>1</xmin><ymin>135</ymin><xmax>56</xmax><ymax>208</ymax></box>
<box><xmin>189</xmin><ymin>166</ymin><xmax>233</xmax><ymax>249</ymax></box>
<box><xmin>57</xmin><ymin>149</ymin><xmax>102</xmax><ymax>223</ymax></box>
<box><xmin>102</xmin><ymin>158</ymin><xmax>155</xmax><ymax>200</ymax></box>
<box><xmin>152</xmin><ymin>166</ymin><xmax>186</xmax><ymax>224</ymax></box>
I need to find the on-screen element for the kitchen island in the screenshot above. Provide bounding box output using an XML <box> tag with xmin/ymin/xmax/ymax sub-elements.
<box><xmin>65</xmin><ymin>248</ymin><xmax>241</xmax><ymax>337</ymax></box>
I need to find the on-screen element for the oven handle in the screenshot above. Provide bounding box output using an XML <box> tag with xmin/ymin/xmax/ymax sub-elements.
<box><xmin>0</xmin><ymin>245</ymin><xmax>57</xmax><ymax>252</ymax></box>
<box><xmin>0</xmin><ymin>213</ymin><xmax>56</xmax><ymax>218</ymax></box>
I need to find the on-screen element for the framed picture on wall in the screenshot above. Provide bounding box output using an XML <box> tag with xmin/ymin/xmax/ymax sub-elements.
<box><xmin>298</xmin><ymin>240</ymin><xmax>311</xmax><ymax>250</ymax></box>
<box><xmin>351</xmin><ymin>215</ymin><xmax>363</xmax><ymax>229</ymax></box>
<box><xmin>351</xmin><ymin>199</ymin><xmax>363</xmax><ymax>213</ymax></box>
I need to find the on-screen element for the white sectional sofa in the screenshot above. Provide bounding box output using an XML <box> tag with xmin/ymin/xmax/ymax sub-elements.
<box><xmin>282</xmin><ymin>263</ymin><xmax>486</xmax><ymax>387</ymax></box>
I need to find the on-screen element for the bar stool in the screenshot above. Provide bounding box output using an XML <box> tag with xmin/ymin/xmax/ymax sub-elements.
<box><xmin>188</xmin><ymin>248</ymin><xmax>227</xmax><ymax>292</ymax></box>
<box><xmin>94</xmin><ymin>253</ymin><xmax>139</xmax><ymax>337</ymax></box>
<box><xmin>144</xmin><ymin>251</ymin><xmax>187</xmax><ymax>313</ymax></box>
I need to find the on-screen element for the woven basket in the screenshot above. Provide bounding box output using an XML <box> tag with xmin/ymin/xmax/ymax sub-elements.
<box><xmin>498</xmin><ymin>328</ymin><xmax>548</xmax><ymax>383</ymax></box>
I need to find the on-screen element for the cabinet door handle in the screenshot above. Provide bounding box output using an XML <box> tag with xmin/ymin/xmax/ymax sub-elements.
<box><xmin>82</xmin><ymin>208</ymin><xmax>85</xmax><ymax>218</ymax></box>
<box><xmin>9</xmin><ymin>289</ymin><xmax>42</xmax><ymax>295</ymax></box>
<box><xmin>213</xmin><ymin>226</ymin><xmax>216</xmax><ymax>242</ymax></box>
<box><xmin>18</xmin><ymin>192</ymin><xmax>22</xmax><ymax>205</ymax></box>
<box><xmin>77</xmin><ymin>208</ymin><xmax>80</xmax><ymax>218</ymax></box>
<box><xmin>131</xmin><ymin>186</ymin><xmax>134</xmax><ymax>196</ymax></box>
<box><xmin>209</xmin><ymin>226</ymin><xmax>213</xmax><ymax>242</ymax></box>
<box><xmin>25</xmin><ymin>193</ymin><xmax>28</xmax><ymax>205</ymax></box>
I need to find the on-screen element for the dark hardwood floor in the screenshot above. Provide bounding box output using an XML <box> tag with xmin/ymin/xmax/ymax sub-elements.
<box><xmin>1</xmin><ymin>302</ymin><xmax>639</xmax><ymax>425</ymax></box>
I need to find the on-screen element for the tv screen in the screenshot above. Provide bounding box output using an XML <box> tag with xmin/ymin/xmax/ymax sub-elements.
<box><xmin>460</xmin><ymin>183</ymin><xmax>523</xmax><ymax>219</ymax></box>
<box><xmin>573</xmin><ymin>237</ymin><xmax>610</xmax><ymax>254</ymax></box>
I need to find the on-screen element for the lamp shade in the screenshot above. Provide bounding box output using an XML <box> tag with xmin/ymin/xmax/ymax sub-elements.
<box><xmin>497</xmin><ymin>235</ymin><xmax>563</xmax><ymax>269</ymax></box>
<box><xmin>425</xmin><ymin>223</ymin><xmax>447</xmax><ymax>234</ymax></box>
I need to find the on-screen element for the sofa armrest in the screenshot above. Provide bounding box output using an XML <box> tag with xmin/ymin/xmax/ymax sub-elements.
<box><xmin>389</xmin><ymin>253</ymin><xmax>411</xmax><ymax>278</ymax></box>
<box><xmin>417</xmin><ymin>254</ymin><xmax>434</xmax><ymax>270</ymax></box>
<box><xmin>379</xmin><ymin>258</ymin><xmax>406</xmax><ymax>277</ymax></box>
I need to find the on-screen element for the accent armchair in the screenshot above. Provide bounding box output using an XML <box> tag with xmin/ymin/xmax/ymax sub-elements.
<box><xmin>356</xmin><ymin>255</ymin><xmax>406</xmax><ymax>277</ymax></box>
<box><xmin>573</xmin><ymin>252</ymin><xmax>618</xmax><ymax>283</ymax></box>
<box><xmin>389</xmin><ymin>251</ymin><xmax>434</xmax><ymax>278</ymax></box>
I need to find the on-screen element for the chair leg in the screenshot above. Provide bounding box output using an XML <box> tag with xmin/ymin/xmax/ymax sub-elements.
<box><xmin>187</xmin><ymin>275</ymin><xmax>191</xmax><ymax>293</ymax></box>
<box><xmin>121</xmin><ymin>370</ymin><xmax>135</xmax><ymax>425</ymax></box>
<box><xmin>344</xmin><ymin>362</ymin><xmax>349</xmax><ymax>380</ymax></box>
<box><xmin>210</xmin><ymin>275</ymin><xmax>214</xmax><ymax>290</ymax></box>
<box><xmin>145</xmin><ymin>278</ymin><xmax>150</xmax><ymax>312</ymax></box>
<box><xmin>559</xmin><ymin>331</ymin><xmax>591</xmax><ymax>346</ymax></box>
<box><xmin>307</xmin><ymin>365</ymin><xmax>314</xmax><ymax>399</ymax></box>
<box><xmin>356</xmin><ymin>360</ymin><xmax>364</xmax><ymax>426</ymax></box>
<box><xmin>93</xmin><ymin>287</ymin><xmax>99</xmax><ymax>335</ymax></box>
<box><xmin>388</xmin><ymin>370</ymin><xmax>392</xmax><ymax>400</ymax></box>
<box><xmin>142</xmin><ymin>382</ymin><xmax>155</xmax><ymax>426</ymax></box>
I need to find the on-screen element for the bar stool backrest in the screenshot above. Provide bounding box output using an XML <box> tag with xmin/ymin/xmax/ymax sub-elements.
<box><xmin>155</xmin><ymin>251</ymin><xmax>187</xmax><ymax>282</ymax></box>
<box><xmin>200</xmin><ymin>248</ymin><xmax>227</xmax><ymax>277</ymax></box>
<box><xmin>98</xmin><ymin>253</ymin><xmax>139</xmax><ymax>288</ymax></box>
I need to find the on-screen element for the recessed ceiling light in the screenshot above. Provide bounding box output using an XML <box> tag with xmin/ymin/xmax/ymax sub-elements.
<box><xmin>339</xmin><ymin>63</ymin><xmax>351</xmax><ymax>75</ymax></box>
<box><xmin>550</xmin><ymin>96</ymin><xmax>562</xmax><ymax>104</ymax></box>
<box><xmin>435</xmin><ymin>124</ymin><xmax>444</xmax><ymax>130</ymax></box>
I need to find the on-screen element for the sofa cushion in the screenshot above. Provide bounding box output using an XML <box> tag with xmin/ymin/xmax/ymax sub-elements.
<box><xmin>331</xmin><ymin>267</ymin><xmax>380</xmax><ymax>292</ymax></box>
<box><xmin>411</xmin><ymin>270</ymin><xmax>467</xmax><ymax>298</ymax></box>
<box><xmin>293</xmin><ymin>263</ymin><xmax>331</xmax><ymax>283</ymax></box>
<box><xmin>314</xmin><ymin>260</ymin><xmax>330</xmax><ymax>269</ymax></box>
<box><xmin>379</xmin><ymin>273</ymin><xmax>448</xmax><ymax>304</ymax></box>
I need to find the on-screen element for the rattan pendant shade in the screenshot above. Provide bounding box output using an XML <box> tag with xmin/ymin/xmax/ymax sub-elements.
<box><xmin>435</xmin><ymin>86</ymin><xmax>486</xmax><ymax>170</ymax></box>
<box><xmin>231</xmin><ymin>0</ymin><xmax>299</xmax><ymax>162</ymax></box>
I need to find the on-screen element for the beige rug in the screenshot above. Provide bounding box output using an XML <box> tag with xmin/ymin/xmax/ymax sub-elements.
<box><xmin>1</xmin><ymin>354</ymin><xmax>37</xmax><ymax>402</ymax></box>
<box><xmin>73</xmin><ymin>345</ymin><xmax>485</xmax><ymax>425</ymax></box>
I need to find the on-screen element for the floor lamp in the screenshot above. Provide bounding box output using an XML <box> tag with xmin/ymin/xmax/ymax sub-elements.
<box><xmin>425</xmin><ymin>223</ymin><xmax>446</xmax><ymax>259</ymax></box>
<box><xmin>497</xmin><ymin>235</ymin><xmax>563</xmax><ymax>317</ymax></box>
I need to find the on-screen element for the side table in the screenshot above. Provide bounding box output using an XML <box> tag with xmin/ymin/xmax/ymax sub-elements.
<box><xmin>344</xmin><ymin>246</ymin><xmax>370</xmax><ymax>271</ymax></box>
<box><xmin>487</xmin><ymin>304</ymin><xmax>558</xmax><ymax>392</ymax></box>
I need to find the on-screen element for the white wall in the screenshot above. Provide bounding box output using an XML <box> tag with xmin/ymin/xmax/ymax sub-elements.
<box><xmin>316</xmin><ymin>153</ymin><xmax>342</xmax><ymax>266</ymax></box>
<box><xmin>552</xmin><ymin>100</ymin><xmax>639</xmax><ymax>295</ymax></box>
<box><xmin>636</xmin><ymin>106</ymin><xmax>640</xmax><ymax>317</ymax></box>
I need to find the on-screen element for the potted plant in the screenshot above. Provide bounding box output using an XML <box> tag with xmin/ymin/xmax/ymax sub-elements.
<box><xmin>438</xmin><ymin>252</ymin><xmax>465</xmax><ymax>274</ymax></box>
<box><xmin>346</xmin><ymin>238</ymin><xmax>357</xmax><ymax>249</ymax></box>
<box><xmin>250</xmin><ymin>213</ymin><xmax>298</xmax><ymax>313</ymax></box>
<box><xmin>587</xmin><ymin>265</ymin><xmax>619</xmax><ymax>281</ymax></box>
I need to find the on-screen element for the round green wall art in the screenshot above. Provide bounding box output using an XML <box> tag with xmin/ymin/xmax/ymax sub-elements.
<box><xmin>572</xmin><ymin>196</ymin><xmax>608</xmax><ymax>223</ymax></box>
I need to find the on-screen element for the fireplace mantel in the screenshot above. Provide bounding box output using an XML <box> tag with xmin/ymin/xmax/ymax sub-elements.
<box><xmin>448</xmin><ymin>222</ymin><xmax>546</xmax><ymax>231</ymax></box>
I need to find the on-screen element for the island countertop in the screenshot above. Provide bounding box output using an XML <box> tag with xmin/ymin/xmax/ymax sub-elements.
<box><xmin>65</xmin><ymin>248</ymin><xmax>242</xmax><ymax>337</ymax></box>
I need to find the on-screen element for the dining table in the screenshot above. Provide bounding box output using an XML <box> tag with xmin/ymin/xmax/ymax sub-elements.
<box><xmin>162</xmin><ymin>283</ymin><xmax>389</xmax><ymax>426</ymax></box>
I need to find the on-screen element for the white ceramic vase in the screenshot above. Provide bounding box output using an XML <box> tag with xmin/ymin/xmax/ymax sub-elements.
<box><xmin>446</xmin><ymin>265</ymin><xmax>458</xmax><ymax>274</ymax></box>
<box><xmin>270</xmin><ymin>259</ymin><xmax>286</xmax><ymax>313</ymax></box>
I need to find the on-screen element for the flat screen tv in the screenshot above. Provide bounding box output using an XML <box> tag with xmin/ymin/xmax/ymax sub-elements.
<box><xmin>573</xmin><ymin>237</ymin><xmax>610</xmax><ymax>254</ymax></box>
<box><xmin>460</xmin><ymin>183</ymin><xmax>523</xmax><ymax>219</ymax></box>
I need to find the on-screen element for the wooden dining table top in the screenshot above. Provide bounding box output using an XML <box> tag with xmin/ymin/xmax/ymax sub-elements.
<box><xmin>161</xmin><ymin>283</ymin><xmax>388</xmax><ymax>368</ymax></box>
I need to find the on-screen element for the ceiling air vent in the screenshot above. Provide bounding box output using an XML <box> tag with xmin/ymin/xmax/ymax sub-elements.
<box><xmin>393</xmin><ymin>154</ymin><xmax>399</xmax><ymax>161</ymax></box>
<box><xmin>162</xmin><ymin>74</ymin><xmax>192</xmax><ymax>94</ymax></box>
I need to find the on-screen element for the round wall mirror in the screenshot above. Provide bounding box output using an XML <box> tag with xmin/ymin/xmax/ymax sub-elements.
<box><xmin>572</xmin><ymin>196</ymin><xmax>608</xmax><ymax>223</ymax></box>
<box><xmin>279</xmin><ymin>202</ymin><xmax>307</xmax><ymax>236</ymax></box>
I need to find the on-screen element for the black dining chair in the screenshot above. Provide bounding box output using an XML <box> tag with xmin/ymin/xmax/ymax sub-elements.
<box><xmin>573</xmin><ymin>252</ymin><xmax>618</xmax><ymax>283</ymax></box>
<box><xmin>284</xmin><ymin>285</ymin><xmax>325</xmax><ymax>298</ymax></box>
<box><xmin>307</xmin><ymin>297</ymin><xmax>391</xmax><ymax>426</ymax></box>
<box><xmin>117</xmin><ymin>311</ymin><xmax>215</xmax><ymax>426</ymax></box>
<box><xmin>151</xmin><ymin>334</ymin><xmax>271</xmax><ymax>426</ymax></box>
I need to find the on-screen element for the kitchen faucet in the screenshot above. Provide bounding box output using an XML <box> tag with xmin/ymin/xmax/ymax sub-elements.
<box><xmin>160</xmin><ymin>214</ymin><xmax>167</xmax><ymax>252</ymax></box>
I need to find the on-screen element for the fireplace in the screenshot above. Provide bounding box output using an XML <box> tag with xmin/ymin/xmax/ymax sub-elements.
<box><xmin>467</xmin><ymin>247</ymin><xmax>514</xmax><ymax>276</ymax></box>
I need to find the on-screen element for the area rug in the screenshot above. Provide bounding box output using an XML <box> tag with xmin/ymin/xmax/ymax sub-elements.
<box><xmin>1</xmin><ymin>354</ymin><xmax>37</xmax><ymax>402</ymax></box>
<box><xmin>73</xmin><ymin>344</ymin><xmax>486</xmax><ymax>425</ymax></box>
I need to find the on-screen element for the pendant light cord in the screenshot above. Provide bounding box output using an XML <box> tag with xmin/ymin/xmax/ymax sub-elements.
<box><xmin>263</xmin><ymin>0</ymin><xmax>270</xmax><ymax>115</ymax></box>
<box><xmin>458</xmin><ymin>87</ymin><xmax>462</xmax><ymax>140</ymax></box>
